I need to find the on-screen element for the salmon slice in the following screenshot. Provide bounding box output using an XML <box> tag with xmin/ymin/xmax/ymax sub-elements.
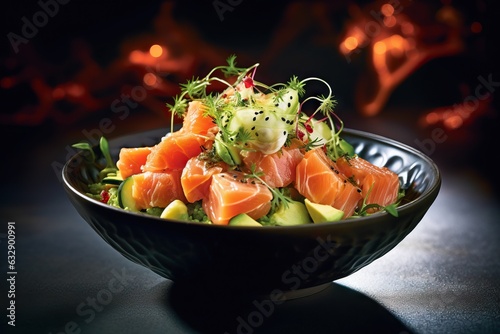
<box><xmin>116</xmin><ymin>147</ymin><xmax>152</xmax><ymax>179</ymax></box>
<box><xmin>131</xmin><ymin>170</ymin><xmax>186</xmax><ymax>210</ymax></box>
<box><xmin>142</xmin><ymin>132</ymin><xmax>210</xmax><ymax>172</ymax></box>
<box><xmin>241</xmin><ymin>145</ymin><xmax>304</xmax><ymax>188</ymax></box>
<box><xmin>202</xmin><ymin>172</ymin><xmax>273</xmax><ymax>225</ymax></box>
<box><xmin>336</xmin><ymin>156</ymin><xmax>400</xmax><ymax>208</ymax></box>
<box><xmin>142</xmin><ymin>100</ymin><xmax>216</xmax><ymax>173</ymax></box>
<box><xmin>182</xmin><ymin>100</ymin><xmax>216</xmax><ymax>135</ymax></box>
<box><xmin>295</xmin><ymin>148</ymin><xmax>362</xmax><ymax>218</ymax></box>
<box><xmin>181</xmin><ymin>157</ymin><xmax>227</xmax><ymax>203</ymax></box>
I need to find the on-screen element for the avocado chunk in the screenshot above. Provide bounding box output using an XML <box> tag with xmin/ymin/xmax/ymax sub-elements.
<box><xmin>270</xmin><ymin>200</ymin><xmax>311</xmax><ymax>226</ymax></box>
<box><xmin>161</xmin><ymin>200</ymin><xmax>189</xmax><ymax>220</ymax></box>
<box><xmin>304</xmin><ymin>199</ymin><xmax>344</xmax><ymax>223</ymax></box>
<box><xmin>229</xmin><ymin>213</ymin><xmax>263</xmax><ymax>227</ymax></box>
<box><xmin>214</xmin><ymin>137</ymin><xmax>241</xmax><ymax>166</ymax></box>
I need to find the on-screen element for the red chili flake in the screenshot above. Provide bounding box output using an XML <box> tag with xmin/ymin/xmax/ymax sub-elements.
<box><xmin>100</xmin><ymin>190</ymin><xmax>110</xmax><ymax>203</ymax></box>
<box><xmin>243</xmin><ymin>77</ymin><xmax>254</xmax><ymax>88</ymax></box>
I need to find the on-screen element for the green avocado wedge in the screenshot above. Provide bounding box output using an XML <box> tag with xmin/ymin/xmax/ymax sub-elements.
<box><xmin>269</xmin><ymin>200</ymin><xmax>311</xmax><ymax>226</ymax></box>
<box><xmin>229</xmin><ymin>213</ymin><xmax>263</xmax><ymax>227</ymax></box>
<box><xmin>304</xmin><ymin>198</ymin><xmax>344</xmax><ymax>223</ymax></box>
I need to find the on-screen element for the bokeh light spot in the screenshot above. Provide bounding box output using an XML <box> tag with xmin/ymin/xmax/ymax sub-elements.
<box><xmin>149</xmin><ymin>44</ymin><xmax>163</xmax><ymax>58</ymax></box>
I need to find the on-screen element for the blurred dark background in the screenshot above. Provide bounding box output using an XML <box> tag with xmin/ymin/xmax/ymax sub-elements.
<box><xmin>1</xmin><ymin>0</ymin><xmax>499</xmax><ymax>185</ymax></box>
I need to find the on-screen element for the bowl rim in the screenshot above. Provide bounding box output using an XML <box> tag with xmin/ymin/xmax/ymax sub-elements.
<box><xmin>62</xmin><ymin>127</ymin><xmax>441</xmax><ymax>231</ymax></box>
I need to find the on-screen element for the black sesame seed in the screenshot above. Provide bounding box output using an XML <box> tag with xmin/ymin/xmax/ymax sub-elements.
<box><xmin>283</xmin><ymin>131</ymin><xmax>287</xmax><ymax>135</ymax></box>
<box><xmin>255</xmin><ymin>111</ymin><xmax>259</xmax><ymax>115</ymax></box>
<box><xmin>255</xmin><ymin>132</ymin><xmax>259</xmax><ymax>137</ymax></box>
<box><xmin>357</xmin><ymin>188</ymin><xmax>362</xmax><ymax>193</ymax></box>
<box><xmin>287</xmin><ymin>102</ymin><xmax>291</xmax><ymax>108</ymax></box>
<box><xmin>251</xmin><ymin>126</ymin><xmax>255</xmax><ymax>130</ymax></box>
<box><xmin>259</xmin><ymin>110</ymin><xmax>264</xmax><ymax>114</ymax></box>
<box><xmin>281</xmin><ymin>117</ymin><xmax>286</xmax><ymax>122</ymax></box>
<box><xmin>275</xmin><ymin>103</ymin><xmax>279</xmax><ymax>107</ymax></box>
<box><xmin>290</xmin><ymin>96</ymin><xmax>293</xmax><ymax>100</ymax></box>
<box><xmin>265</xmin><ymin>116</ymin><xmax>269</xmax><ymax>121</ymax></box>
<box><xmin>253</xmin><ymin>117</ymin><xmax>256</xmax><ymax>121</ymax></box>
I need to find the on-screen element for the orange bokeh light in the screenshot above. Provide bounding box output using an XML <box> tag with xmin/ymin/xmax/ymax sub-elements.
<box><xmin>390</xmin><ymin>35</ymin><xmax>405</xmax><ymax>48</ymax></box>
<box><xmin>401</xmin><ymin>22</ymin><xmax>415</xmax><ymax>35</ymax></box>
<box><xmin>344</xmin><ymin>36</ymin><xmax>359</xmax><ymax>51</ymax></box>
<box><xmin>129</xmin><ymin>50</ymin><xmax>143</xmax><ymax>64</ymax></box>
<box><xmin>384</xmin><ymin>15</ymin><xmax>397</xmax><ymax>28</ymax></box>
<box><xmin>444</xmin><ymin>115</ymin><xmax>463</xmax><ymax>129</ymax></box>
<box><xmin>143</xmin><ymin>73</ymin><xmax>157</xmax><ymax>86</ymax></box>
<box><xmin>149</xmin><ymin>44</ymin><xmax>163</xmax><ymax>58</ymax></box>
<box><xmin>381</xmin><ymin>4</ymin><xmax>394</xmax><ymax>17</ymax></box>
<box><xmin>373</xmin><ymin>41</ymin><xmax>387</xmax><ymax>55</ymax></box>
<box><xmin>425</xmin><ymin>112</ymin><xmax>440</xmax><ymax>125</ymax></box>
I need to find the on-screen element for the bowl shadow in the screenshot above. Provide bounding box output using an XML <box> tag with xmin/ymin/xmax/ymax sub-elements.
<box><xmin>166</xmin><ymin>281</ymin><xmax>414</xmax><ymax>334</ymax></box>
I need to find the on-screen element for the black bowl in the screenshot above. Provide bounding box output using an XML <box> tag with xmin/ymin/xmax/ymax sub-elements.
<box><xmin>62</xmin><ymin>128</ymin><xmax>441</xmax><ymax>297</ymax></box>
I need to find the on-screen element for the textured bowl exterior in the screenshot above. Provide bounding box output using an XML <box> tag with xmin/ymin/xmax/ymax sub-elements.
<box><xmin>63</xmin><ymin>128</ymin><xmax>441</xmax><ymax>294</ymax></box>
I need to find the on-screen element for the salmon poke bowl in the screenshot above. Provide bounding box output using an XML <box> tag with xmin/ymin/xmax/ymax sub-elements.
<box><xmin>62</xmin><ymin>56</ymin><xmax>441</xmax><ymax>296</ymax></box>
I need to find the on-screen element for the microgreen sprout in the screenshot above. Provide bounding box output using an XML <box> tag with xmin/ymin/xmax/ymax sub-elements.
<box><xmin>166</xmin><ymin>54</ymin><xmax>259</xmax><ymax>131</ymax></box>
<box><xmin>72</xmin><ymin>142</ymin><xmax>95</xmax><ymax>163</ymax></box>
<box><xmin>72</xmin><ymin>137</ymin><xmax>117</xmax><ymax>182</ymax></box>
<box><xmin>98</xmin><ymin>137</ymin><xmax>118</xmax><ymax>178</ymax></box>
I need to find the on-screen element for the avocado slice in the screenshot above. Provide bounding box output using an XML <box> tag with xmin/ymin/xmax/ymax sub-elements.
<box><xmin>160</xmin><ymin>200</ymin><xmax>189</xmax><ymax>220</ymax></box>
<box><xmin>304</xmin><ymin>199</ymin><xmax>344</xmax><ymax>223</ymax></box>
<box><xmin>270</xmin><ymin>200</ymin><xmax>311</xmax><ymax>226</ymax></box>
<box><xmin>229</xmin><ymin>213</ymin><xmax>263</xmax><ymax>227</ymax></box>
